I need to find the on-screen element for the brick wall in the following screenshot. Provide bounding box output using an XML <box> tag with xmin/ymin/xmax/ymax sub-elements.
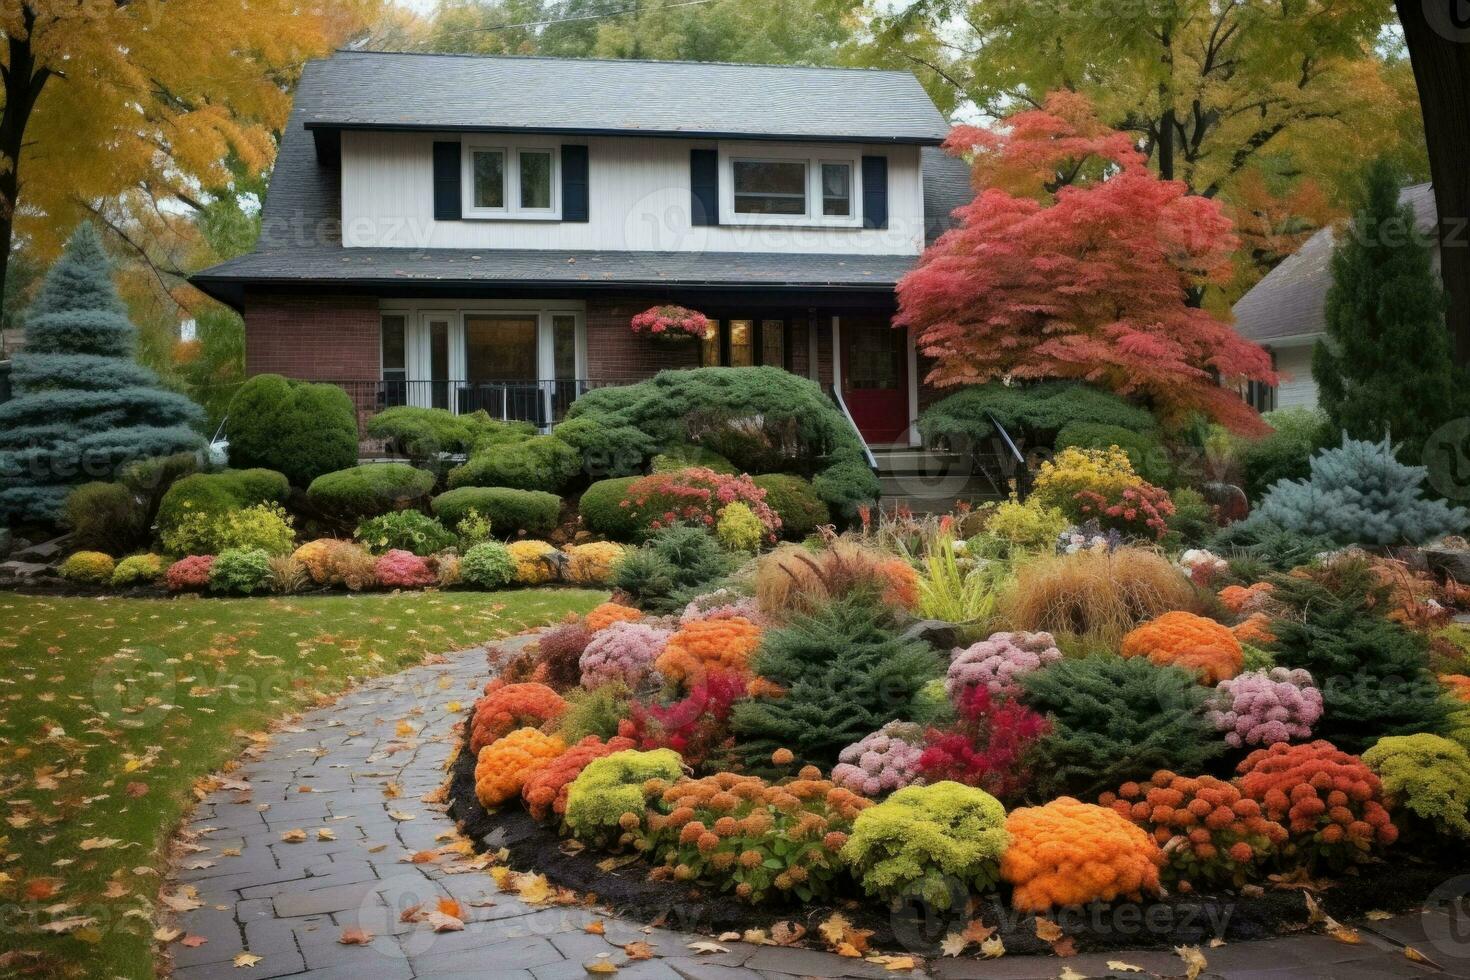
<box><xmin>243</xmin><ymin>289</ymin><xmax>380</xmax><ymax>380</ymax></box>
<box><xmin>584</xmin><ymin>296</ymin><xmax>702</xmax><ymax>382</ymax></box>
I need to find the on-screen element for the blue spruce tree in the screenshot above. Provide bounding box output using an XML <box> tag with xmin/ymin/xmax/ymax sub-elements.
<box><xmin>0</xmin><ymin>224</ymin><xmax>203</xmax><ymax>523</ymax></box>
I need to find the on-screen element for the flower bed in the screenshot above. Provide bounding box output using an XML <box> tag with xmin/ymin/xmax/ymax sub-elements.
<box><xmin>445</xmin><ymin>529</ymin><xmax>1470</xmax><ymax>957</ymax></box>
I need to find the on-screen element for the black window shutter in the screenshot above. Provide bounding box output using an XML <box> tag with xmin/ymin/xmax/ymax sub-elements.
<box><xmin>433</xmin><ymin>141</ymin><xmax>462</xmax><ymax>221</ymax></box>
<box><xmin>561</xmin><ymin>144</ymin><xmax>589</xmax><ymax>222</ymax></box>
<box><xmin>862</xmin><ymin>155</ymin><xmax>888</xmax><ymax>229</ymax></box>
<box><xmin>690</xmin><ymin>148</ymin><xmax>719</xmax><ymax>226</ymax></box>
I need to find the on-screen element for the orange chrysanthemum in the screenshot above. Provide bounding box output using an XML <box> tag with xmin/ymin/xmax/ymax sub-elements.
<box><xmin>1121</xmin><ymin>611</ymin><xmax>1243</xmax><ymax>684</ymax></box>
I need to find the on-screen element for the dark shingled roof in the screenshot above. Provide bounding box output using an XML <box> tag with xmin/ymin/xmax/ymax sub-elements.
<box><xmin>300</xmin><ymin>50</ymin><xmax>950</xmax><ymax>144</ymax></box>
<box><xmin>1233</xmin><ymin>183</ymin><xmax>1437</xmax><ymax>344</ymax></box>
<box><xmin>193</xmin><ymin>53</ymin><xmax>974</xmax><ymax>309</ymax></box>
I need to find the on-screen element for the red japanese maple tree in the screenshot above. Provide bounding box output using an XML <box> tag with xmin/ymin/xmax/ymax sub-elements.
<box><xmin>896</xmin><ymin>92</ymin><xmax>1276</xmax><ymax>434</ymax></box>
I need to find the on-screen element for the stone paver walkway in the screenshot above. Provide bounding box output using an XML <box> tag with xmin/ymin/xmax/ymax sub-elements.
<box><xmin>166</xmin><ymin>643</ymin><xmax>1468</xmax><ymax>980</ymax></box>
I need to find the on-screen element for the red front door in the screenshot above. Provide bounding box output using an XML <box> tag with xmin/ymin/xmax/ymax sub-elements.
<box><xmin>841</xmin><ymin>319</ymin><xmax>909</xmax><ymax>444</ymax></box>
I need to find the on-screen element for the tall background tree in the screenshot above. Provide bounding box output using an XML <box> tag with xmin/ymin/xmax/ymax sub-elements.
<box><xmin>1313</xmin><ymin>159</ymin><xmax>1462</xmax><ymax>464</ymax></box>
<box><xmin>0</xmin><ymin>224</ymin><xmax>202</xmax><ymax>522</ymax></box>
<box><xmin>895</xmin><ymin>93</ymin><xmax>1275</xmax><ymax>434</ymax></box>
<box><xmin>848</xmin><ymin>0</ymin><xmax>1426</xmax><ymax>298</ymax></box>
<box><xmin>1393</xmin><ymin>0</ymin><xmax>1470</xmax><ymax>366</ymax></box>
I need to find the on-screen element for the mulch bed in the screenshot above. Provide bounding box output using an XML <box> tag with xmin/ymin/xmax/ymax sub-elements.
<box><xmin>445</xmin><ymin>723</ymin><xmax>1466</xmax><ymax>957</ymax></box>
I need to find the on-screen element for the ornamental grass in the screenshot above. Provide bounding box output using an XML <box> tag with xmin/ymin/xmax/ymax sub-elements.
<box><xmin>754</xmin><ymin>539</ymin><xmax>919</xmax><ymax>621</ymax></box>
<box><xmin>998</xmin><ymin>546</ymin><xmax>1200</xmax><ymax>650</ymax></box>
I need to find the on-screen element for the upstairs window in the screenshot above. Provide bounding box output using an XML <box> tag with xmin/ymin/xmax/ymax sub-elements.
<box><xmin>464</xmin><ymin>144</ymin><xmax>559</xmax><ymax>219</ymax></box>
<box><xmin>719</xmin><ymin>145</ymin><xmax>862</xmax><ymax>228</ymax></box>
<box><xmin>733</xmin><ymin>160</ymin><xmax>808</xmax><ymax>215</ymax></box>
<box><xmin>472</xmin><ymin>150</ymin><xmax>505</xmax><ymax>210</ymax></box>
<box><xmin>821</xmin><ymin>162</ymin><xmax>852</xmax><ymax>216</ymax></box>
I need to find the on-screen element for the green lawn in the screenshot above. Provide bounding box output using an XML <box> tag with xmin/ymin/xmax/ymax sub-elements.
<box><xmin>0</xmin><ymin>589</ymin><xmax>604</xmax><ymax>979</ymax></box>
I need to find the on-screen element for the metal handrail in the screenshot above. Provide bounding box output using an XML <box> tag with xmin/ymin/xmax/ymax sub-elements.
<box><xmin>985</xmin><ymin>409</ymin><xmax>1030</xmax><ymax>500</ymax></box>
<box><xmin>829</xmin><ymin>384</ymin><xmax>878</xmax><ymax>473</ymax></box>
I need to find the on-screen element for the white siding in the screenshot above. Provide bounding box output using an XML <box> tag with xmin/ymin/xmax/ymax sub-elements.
<box><xmin>1273</xmin><ymin>344</ymin><xmax>1319</xmax><ymax>409</ymax></box>
<box><xmin>339</xmin><ymin>131</ymin><xmax>925</xmax><ymax>256</ymax></box>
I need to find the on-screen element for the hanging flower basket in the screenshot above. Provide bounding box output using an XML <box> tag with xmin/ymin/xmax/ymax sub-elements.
<box><xmin>630</xmin><ymin>304</ymin><xmax>709</xmax><ymax>343</ymax></box>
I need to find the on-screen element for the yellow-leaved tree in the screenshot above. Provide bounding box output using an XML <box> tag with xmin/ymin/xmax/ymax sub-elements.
<box><xmin>0</xmin><ymin>0</ymin><xmax>385</xmax><ymax>304</ymax></box>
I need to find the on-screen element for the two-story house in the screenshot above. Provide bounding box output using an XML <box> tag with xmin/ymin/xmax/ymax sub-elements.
<box><xmin>191</xmin><ymin>50</ymin><xmax>973</xmax><ymax>446</ymax></box>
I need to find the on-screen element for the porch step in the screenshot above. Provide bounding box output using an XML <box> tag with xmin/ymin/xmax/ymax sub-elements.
<box><xmin>868</xmin><ymin>446</ymin><xmax>1010</xmax><ymax>513</ymax></box>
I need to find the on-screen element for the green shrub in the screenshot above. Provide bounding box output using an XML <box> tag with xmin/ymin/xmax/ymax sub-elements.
<box><xmin>1057</xmin><ymin>422</ymin><xmax>1173</xmax><ymax>487</ymax></box>
<box><xmin>920</xmin><ymin>381</ymin><xmax>1158</xmax><ymax>448</ymax></box>
<box><xmin>1363</xmin><ymin>733</ymin><xmax>1470</xmax><ymax>838</ymax></box>
<box><xmin>578</xmin><ymin>477</ymin><xmax>641</xmax><ymax>540</ymax></box>
<box><xmin>455</xmin><ymin>509</ymin><xmax>493</xmax><ymax>548</ymax></box>
<box><xmin>163</xmin><ymin>502</ymin><xmax>296</xmax><ymax>557</ymax></box>
<box><xmin>557</xmin><ymin>367</ymin><xmax>877</xmax><ymax>517</ymax></box>
<box><xmin>365</xmin><ymin>406</ymin><xmax>534</xmax><ymax>465</ymax></box>
<box><xmin>60</xmin><ymin>551</ymin><xmax>115</xmax><ymax>584</ymax></box>
<box><xmin>431</xmin><ymin>486</ymin><xmax>562</xmax><ymax>537</ymax></box>
<box><xmin>751</xmin><ymin>474</ymin><xmax>830</xmax><ymax>539</ymax></box>
<box><xmin>1265</xmin><ymin>565</ymin><xmax>1450</xmax><ymax>750</ymax></box>
<box><xmin>156</xmin><ymin>468</ymin><xmax>290</xmax><ymax>543</ymax></box>
<box><xmin>111</xmin><ymin>553</ymin><xmax>165</xmax><ymax>586</ymax></box>
<box><xmin>1233</xmin><ymin>407</ymin><xmax>1330</xmax><ymax>500</ymax></box>
<box><xmin>1235</xmin><ymin>435</ymin><xmax>1468</xmax><ymax>547</ymax></box>
<box><xmin>731</xmin><ymin>600</ymin><xmax>942</xmax><ymax>771</ymax></box>
<box><xmin>1164</xmin><ymin>487</ymin><xmax>1216</xmax><ymax>550</ymax></box>
<box><xmin>1207</xmin><ymin>518</ymin><xmax>1337</xmax><ymax>573</ymax></box>
<box><xmin>63</xmin><ymin>482</ymin><xmax>148</xmax><ymax>555</ymax></box>
<box><xmin>1019</xmin><ymin>656</ymin><xmax>1222</xmax><ymax>798</ymax></box>
<box><xmin>305</xmin><ymin>464</ymin><xmax>436</xmax><ymax>523</ymax></box>
<box><xmin>650</xmin><ymin>443</ymin><xmax>736</xmax><ymax>475</ymax></box>
<box><xmin>841</xmin><ymin>782</ymin><xmax>1010</xmax><ymax>908</ymax></box>
<box><xmin>715</xmin><ymin>502</ymin><xmax>763</xmax><ymax>553</ymax></box>
<box><xmin>448</xmin><ymin>434</ymin><xmax>582</xmax><ymax>492</ymax></box>
<box><xmin>354</xmin><ymin>510</ymin><xmax>455</xmax><ymax>556</ymax></box>
<box><xmin>610</xmin><ymin>526</ymin><xmax>731</xmax><ymax>614</ymax></box>
<box><xmin>564</xmin><ymin>748</ymin><xmax>684</xmax><ymax>845</ymax></box>
<box><xmin>207</xmin><ymin>547</ymin><xmax>274</xmax><ymax>594</ymax></box>
<box><xmin>223</xmin><ymin>374</ymin><xmax>358</xmax><ymax>487</ymax></box>
<box><xmin>911</xmin><ymin>678</ymin><xmax>956</xmax><ymax>727</ymax></box>
<box><xmin>984</xmin><ymin>497</ymin><xmax>1069</xmax><ymax>553</ymax></box>
<box><xmin>557</xmin><ymin>684</ymin><xmax>634</xmax><ymax>743</ymax></box>
<box><xmin>460</xmin><ymin>541</ymin><xmax>515</xmax><ymax>588</ymax></box>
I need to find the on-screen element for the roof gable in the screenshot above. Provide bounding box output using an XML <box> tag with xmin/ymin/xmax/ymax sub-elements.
<box><xmin>299</xmin><ymin>50</ymin><xmax>950</xmax><ymax>144</ymax></box>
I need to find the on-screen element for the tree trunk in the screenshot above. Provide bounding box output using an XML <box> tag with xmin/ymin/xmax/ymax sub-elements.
<box><xmin>0</xmin><ymin>4</ymin><xmax>49</xmax><ymax>318</ymax></box>
<box><xmin>1395</xmin><ymin>0</ymin><xmax>1470</xmax><ymax>366</ymax></box>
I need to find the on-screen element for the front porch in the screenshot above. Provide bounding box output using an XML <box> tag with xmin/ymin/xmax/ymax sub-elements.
<box><xmin>246</xmin><ymin>289</ymin><xmax>926</xmax><ymax>450</ymax></box>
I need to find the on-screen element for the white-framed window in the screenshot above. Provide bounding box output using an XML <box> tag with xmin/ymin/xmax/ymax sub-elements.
<box><xmin>718</xmin><ymin>143</ymin><xmax>862</xmax><ymax>228</ymax></box>
<box><xmin>463</xmin><ymin>144</ymin><xmax>560</xmax><ymax>219</ymax></box>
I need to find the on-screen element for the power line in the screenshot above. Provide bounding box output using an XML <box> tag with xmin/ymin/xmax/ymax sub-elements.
<box><xmin>415</xmin><ymin>0</ymin><xmax>722</xmax><ymax>46</ymax></box>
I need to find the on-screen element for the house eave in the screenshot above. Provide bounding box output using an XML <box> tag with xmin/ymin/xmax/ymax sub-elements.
<box><xmin>303</xmin><ymin>120</ymin><xmax>946</xmax><ymax>147</ymax></box>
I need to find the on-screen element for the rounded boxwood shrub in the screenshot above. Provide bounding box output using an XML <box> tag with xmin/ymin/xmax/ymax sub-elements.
<box><xmin>447</xmin><ymin>434</ymin><xmax>582</xmax><ymax>493</ymax></box>
<box><xmin>60</xmin><ymin>551</ymin><xmax>115</xmax><ymax>584</ymax></box>
<box><xmin>461</xmin><ymin>541</ymin><xmax>516</xmax><ymax>588</ymax></box>
<box><xmin>578</xmin><ymin>477</ymin><xmax>640</xmax><ymax>540</ymax></box>
<box><xmin>432</xmin><ymin>486</ymin><xmax>562</xmax><ymax>537</ymax></box>
<box><xmin>156</xmin><ymin>468</ymin><xmax>290</xmax><ymax>539</ymax></box>
<box><xmin>223</xmin><ymin>374</ymin><xmax>358</xmax><ymax>487</ymax></box>
<box><xmin>111</xmin><ymin>553</ymin><xmax>165</xmax><ymax>587</ymax></box>
<box><xmin>207</xmin><ymin>548</ymin><xmax>274</xmax><ymax>594</ymax></box>
<box><xmin>751</xmin><ymin>474</ymin><xmax>831</xmax><ymax>539</ymax></box>
<box><xmin>306</xmin><ymin>464</ymin><xmax>436</xmax><ymax>523</ymax></box>
<box><xmin>354</xmin><ymin>510</ymin><xmax>456</xmax><ymax>556</ymax></box>
<box><xmin>841</xmin><ymin>782</ymin><xmax>1010</xmax><ymax>909</ymax></box>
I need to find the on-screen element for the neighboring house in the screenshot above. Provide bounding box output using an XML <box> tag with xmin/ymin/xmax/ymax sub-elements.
<box><xmin>1232</xmin><ymin>182</ymin><xmax>1438</xmax><ymax>412</ymax></box>
<box><xmin>191</xmin><ymin>50</ymin><xmax>974</xmax><ymax>447</ymax></box>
